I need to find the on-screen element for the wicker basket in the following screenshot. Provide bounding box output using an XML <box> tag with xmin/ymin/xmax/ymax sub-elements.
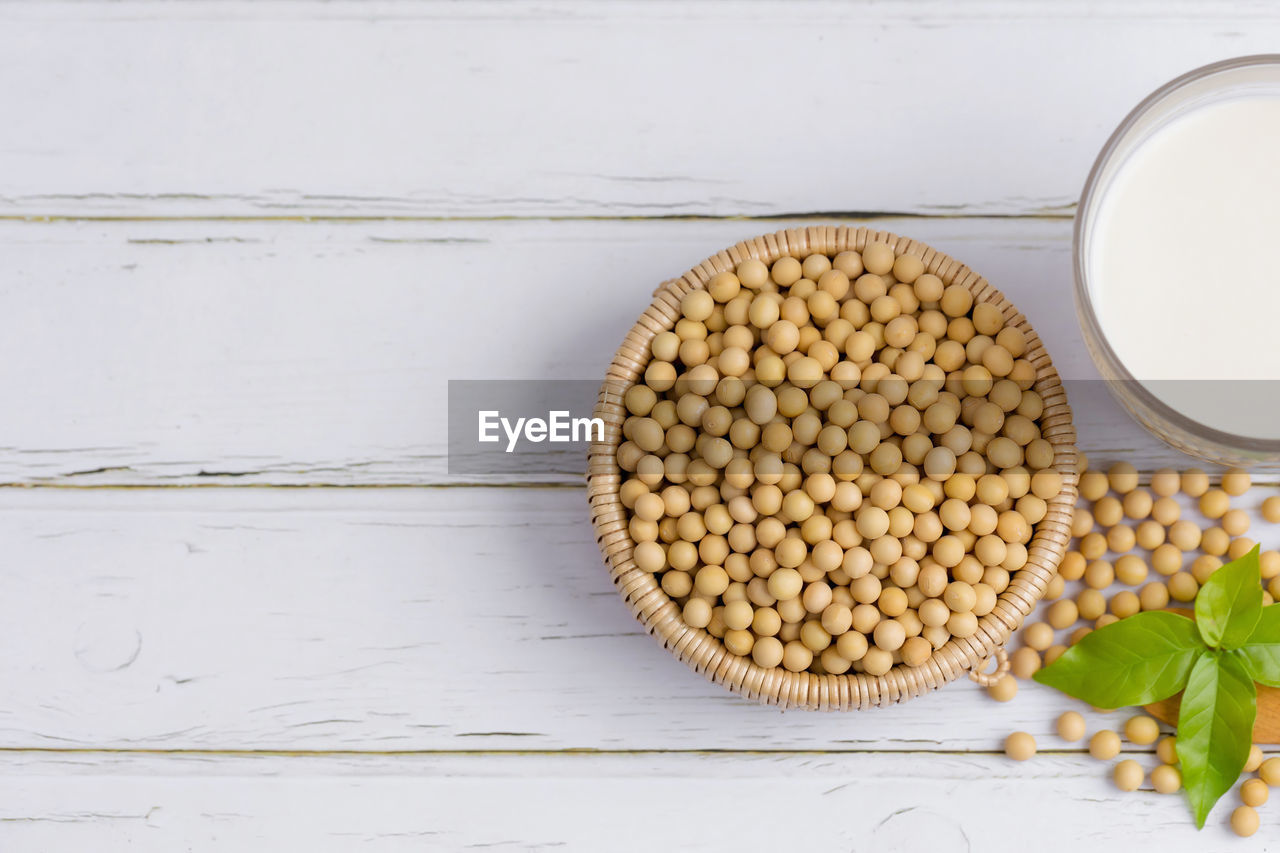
<box><xmin>587</xmin><ymin>226</ymin><xmax>1078</xmax><ymax>709</ymax></box>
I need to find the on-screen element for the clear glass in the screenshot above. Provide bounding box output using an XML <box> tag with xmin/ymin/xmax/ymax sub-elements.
<box><xmin>1074</xmin><ymin>55</ymin><xmax>1280</xmax><ymax>464</ymax></box>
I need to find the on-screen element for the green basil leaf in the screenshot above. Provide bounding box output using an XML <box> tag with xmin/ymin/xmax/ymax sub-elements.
<box><xmin>1177</xmin><ymin>652</ymin><xmax>1257</xmax><ymax>829</ymax></box>
<box><xmin>1236</xmin><ymin>603</ymin><xmax>1280</xmax><ymax>687</ymax></box>
<box><xmin>1033</xmin><ymin>610</ymin><xmax>1202</xmax><ymax>707</ymax></box>
<box><xmin>1195</xmin><ymin>545</ymin><xmax>1263</xmax><ymax>648</ymax></box>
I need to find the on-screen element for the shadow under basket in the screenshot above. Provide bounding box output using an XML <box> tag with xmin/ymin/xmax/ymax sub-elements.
<box><xmin>587</xmin><ymin>226</ymin><xmax>1079</xmax><ymax>710</ymax></box>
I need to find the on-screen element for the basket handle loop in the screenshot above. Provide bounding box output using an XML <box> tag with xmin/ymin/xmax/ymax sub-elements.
<box><xmin>968</xmin><ymin>646</ymin><xmax>1010</xmax><ymax>687</ymax></box>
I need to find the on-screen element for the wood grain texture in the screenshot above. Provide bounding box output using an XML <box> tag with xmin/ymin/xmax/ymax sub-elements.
<box><xmin>4</xmin><ymin>3</ymin><xmax>1278</xmax><ymax>846</ymax></box>
<box><xmin>1</xmin><ymin>1</ymin><xmax>1279</xmax><ymax>219</ymax></box>
<box><xmin>0</xmin><ymin>751</ymin><xmax>1270</xmax><ymax>851</ymax></box>
<box><xmin>0</xmin><ymin>217</ymin><xmax>1257</xmax><ymax>487</ymax></box>
<box><xmin>2</xmin><ymin>486</ymin><xmax>1278</xmax><ymax>752</ymax></box>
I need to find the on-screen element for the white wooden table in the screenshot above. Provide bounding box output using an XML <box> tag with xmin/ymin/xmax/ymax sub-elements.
<box><xmin>2</xmin><ymin>2</ymin><xmax>1277</xmax><ymax>849</ymax></box>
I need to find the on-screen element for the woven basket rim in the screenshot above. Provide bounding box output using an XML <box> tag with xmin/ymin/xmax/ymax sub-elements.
<box><xmin>587</xmin><ymin>226</ymin><xmax>1079</xmax><ymax>710</ymax></box>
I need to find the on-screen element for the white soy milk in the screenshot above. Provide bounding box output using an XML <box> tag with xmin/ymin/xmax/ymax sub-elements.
<box><xmin>1088</xmin><ymin>94</ymin><xmax>1280</xmax><ymax>439</ymax></box>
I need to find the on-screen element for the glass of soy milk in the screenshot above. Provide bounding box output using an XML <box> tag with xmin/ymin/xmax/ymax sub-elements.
<box><xmin>1075</xmin><ymin>55</ymin><xmax>1280</xmax><ymax>463</ymax></box>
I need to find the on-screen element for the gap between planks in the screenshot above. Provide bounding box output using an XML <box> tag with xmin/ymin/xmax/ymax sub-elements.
<box><xmin>1</xmin><ymin>210</ymin><xmax>1077</xmax><ymax>225</ymax></box>
<box><xmin>0</xmin><ymin>746</ymin><xmax>1177</xmax><ymax>757</ymax></box>
<box><xmin>4</xmin><ymin>476</ymin><xmax>1280</xmax><ymax>489</ymax></box>
<box><xmin>0</xmin><ymin>482</ymin><xmax>588</xmax><ymax>490</ymax></box>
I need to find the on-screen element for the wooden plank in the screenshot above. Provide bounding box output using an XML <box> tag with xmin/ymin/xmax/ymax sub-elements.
<box><xmin>1</xmin><ymin>485</ymin><xmax>1277</xmax><ymax>752</ymax></box>
<box><xmin>1</xmin><ymin>1</ymin><xmax>1278</xmax><ymax>219</ymax></box>
<box><xmin>0</xmin><ymin>216</ymin><xmax>1242</xmax><ymax>486</ymax></box>
<box><xmin>0</xmin><ymin>751</ymin><xmax>1268</xmax><ymax>849</ymax></box>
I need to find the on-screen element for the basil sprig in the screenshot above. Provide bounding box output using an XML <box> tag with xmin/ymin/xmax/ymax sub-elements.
<box><xmin>1237</xmin><ymin>605</ymin><xmax>1280</xmax><ymax>685</ymax></box>
<box><xmin>1035</xmin><ymin>546</ymin><xmax>1280</xmax><ymax>827</ymax></box>
<box><xmin>1176</xmin><ymin>652</ymin><xmax>1256</xmax><ymax>829</ymax></box>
